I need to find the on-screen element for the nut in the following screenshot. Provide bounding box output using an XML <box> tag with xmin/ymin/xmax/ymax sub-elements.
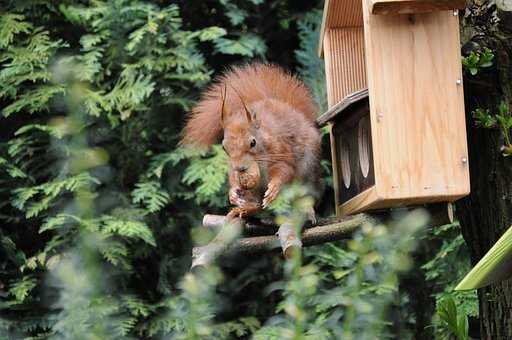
<box><xmin>238</xmin><ymin>162</ymin><xmax>260</xmax><ymax>190</ymax></box>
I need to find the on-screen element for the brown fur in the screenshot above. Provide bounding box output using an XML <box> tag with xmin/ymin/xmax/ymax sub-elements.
<box><xmin>180</xmin><ymin>63</ymin><xmax>317</xmax><ymax>148</ymax></box>
<box><xmin>181</xmin><ymin>63</ymin><xmax>322</xmax><ymax>217</ymax></box>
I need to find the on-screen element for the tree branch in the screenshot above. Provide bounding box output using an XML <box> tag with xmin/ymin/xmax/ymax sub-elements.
<box><xmin>192</xmin><ymin>214</ymin><xmax>375</xmax><ymax>268</ymax></box>
<box><xmin>192</xmin><ymin>203</ymin><xmax>453</xmax><ymax>269</ymax></box>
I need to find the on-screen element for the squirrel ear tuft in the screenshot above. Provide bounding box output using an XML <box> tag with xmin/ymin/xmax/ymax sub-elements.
<box><xmin>220</xmin><ymin>84</ymin><xmax>227</xmax><ymax>128</ymax></box>
<box><xmin>230</xmin><ymin>86</ymin><xmax>253</xmax><ymax>125</ymax></box>
<box><xmin>251</xmin><ymin>111</ymin><xmax>260</xmax><ymax>129</ymax></box>
<box><xmin>242</xmin><ymin>102</ymin><xmax>252</xmax><ymax>125</ymax></box>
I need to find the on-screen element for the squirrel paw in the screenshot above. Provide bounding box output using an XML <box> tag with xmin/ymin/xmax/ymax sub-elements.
<box><xmin>227</xmin><ymin>207</ymin><xmax>246</xmax><ymax>220</ymax></box>
<box><xmin>229</xmin><ymin>188</ymin><xmax>247</xmax><ymax>206</ymax></box>
<box><xmin>262</xmin><ymin>181</ymin><xmax>280</xmax><ymax>209</ymax></box>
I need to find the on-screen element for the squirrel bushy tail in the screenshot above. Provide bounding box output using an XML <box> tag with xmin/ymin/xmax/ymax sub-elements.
<box><xmin>180</xmin><ymin>63</ymin><xmax>317</xmax><ymax>148</ymax></box>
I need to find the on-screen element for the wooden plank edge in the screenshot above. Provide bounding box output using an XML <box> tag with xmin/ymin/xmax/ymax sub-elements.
<box><xmin>329</xmin><ymin>125</ymin><xmax>341</xmax><ymax>211</ymax></box>
<box><xmin>339</xmin><ymin>190</ymin><xmax>463</xmax><ymax>225</ymax></box>
<box><xmin>318</xmin><ymin>0</ymin><xmax>331</xmax><ymax>58</ymax></box>
<box><xmin>370</xmin><ymin>0</ymin><xmax>466</xmax><ymax>15</ymax></box>
<box><xmin>317</xmin><ymin>88</ymin><xmax>369</xmax><ymax>126</ymax></box>
<box><xmin>338</xmin><ymin>186</ymin><xmax>381</xmax><ymax>216</ymax></box>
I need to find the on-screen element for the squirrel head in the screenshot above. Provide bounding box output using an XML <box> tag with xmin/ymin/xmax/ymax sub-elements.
<box><xmin>221</xmin><ymin>85</ymin><xmax>262</xmax><ymax>186</ymax></box>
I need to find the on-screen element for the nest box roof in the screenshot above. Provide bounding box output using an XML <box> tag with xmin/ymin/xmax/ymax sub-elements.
<box><xmin>318</xmin><ymin>0</ymin><xmax>466</xmax><ymax>57</ymax></box>
<box><xmin>318</xmin><ymin>0</ymin><xmax>363</xmax><ymax>57</ymax></box>
<box><xmin>316</xmin><ymin>88</ymin><xmax>368</xmax><ymax>126</ymax></box>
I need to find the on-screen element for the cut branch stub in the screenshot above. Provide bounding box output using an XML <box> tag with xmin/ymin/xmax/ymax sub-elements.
<box><xmin>191</xmin><ymin>217</ymin><xmax>243</xmax><ymax>269</ymax></box>
<box><xmin>277</xmin><ymin>223</ymin><xmax>302</xmax><ymax>259</ymax></box>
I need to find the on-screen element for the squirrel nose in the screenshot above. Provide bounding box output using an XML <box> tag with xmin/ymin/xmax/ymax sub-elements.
<box><xmin>236</xmin><ymin>165</ymin><xmax>248</xmax><ymax>172</ymax></box>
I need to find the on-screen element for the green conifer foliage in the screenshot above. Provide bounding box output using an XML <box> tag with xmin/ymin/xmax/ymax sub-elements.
<box><xmin>0</xmin><ymin>1</ymin><xmax>475</xmax><ymax>339</ymax></box>
<box><xmin>0</xmin><ymin>1</ymin><xmax>275</xmax><ymax>337</ymax></box>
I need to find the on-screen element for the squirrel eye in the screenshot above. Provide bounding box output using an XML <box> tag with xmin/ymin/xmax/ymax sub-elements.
<box><xmin>250</xmin><ymin>138</ymin><xmax>256</xmax><ymax>148</ymax></box>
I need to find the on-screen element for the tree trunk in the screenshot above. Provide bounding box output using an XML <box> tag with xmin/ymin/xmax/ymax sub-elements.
<box><xmin>456</xmin><ymin>1</ymin><xmax>512</xmax><ymax>338</ymax></box>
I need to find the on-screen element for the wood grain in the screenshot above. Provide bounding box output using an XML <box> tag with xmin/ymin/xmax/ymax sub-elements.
<box><xmin>338</xmin><ymin>186</ymin><xmax>381</xmax><ymax>216</ymax></box>
<box><xmin>318</xmin><ymin>0</ymin><xmax>470</xmax><ymax>216</ymax></box>
<box><xmin>362</xmin><ymin>4</ymin><xmax>470</xmax><ymax>203</ymax></box>
<box><xmin>324</xmin><ymin>28</ymin><xmax>367</xmax><ymax>107</ymax></box>
<box><xmin>370</xmin><ymin>0</ymin><xmax>466</xmax><ymax>15</ymax></box>
<box><xmin>329</xmin><ymin>124</ymin><xmax>341</xmax><ymax>211</ymax></box>
<box><xmin>318</xmin><ymin>0</ymin><xmax>364</xmax><ymax>56</ymax></box>
<box><xmin>338</xmin><ymin>190</ymin><xmax>461</xmax><ymax>216</ymax></box>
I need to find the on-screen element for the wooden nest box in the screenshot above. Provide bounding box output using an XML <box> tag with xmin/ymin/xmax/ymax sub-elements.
<box><xmin>317</xmin><ymin>0</ymin><xmax>470</xmax><ymax>216</ymax></box>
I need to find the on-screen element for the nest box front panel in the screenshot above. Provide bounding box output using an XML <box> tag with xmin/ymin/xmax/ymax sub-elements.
<box><xmin>362</xmin><ymin>2</ymin><xmax>470</xmax><ymax>202</ymax></box>
<box><xmin>333</xmin><ymin>101</ymin><xmax>375</xmax><ymax>205</ymax></box>
<box><xmin>318</xmin><ymin>0</ymin><xmax>471</xmax><ymax>216</ymax></box>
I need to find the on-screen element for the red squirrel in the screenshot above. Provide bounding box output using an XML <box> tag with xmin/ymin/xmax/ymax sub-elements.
<box><xmin>181</xmin><ymin>63</ymin><xmax>322</xmax><ymax>220</ymax></box>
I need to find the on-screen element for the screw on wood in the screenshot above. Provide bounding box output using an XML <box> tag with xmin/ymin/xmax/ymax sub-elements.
<box><xmin>456</xmin><ymin>79</ymin><xmax>462</xmax><ymax>85</ymax></box>
<box><xmin>461</xmin><ymin>157</ymin><xmax>468</xmax><ymax>164</ymax></box>
<box><xmin>377</xmin><ymin>113</ymin><xmax>384</xmax><ymax>122</ymax></box>
<box><xmin>453</xmin><ymin>10</ymin><xmax>458</xmax><ymax>16</ymax></box>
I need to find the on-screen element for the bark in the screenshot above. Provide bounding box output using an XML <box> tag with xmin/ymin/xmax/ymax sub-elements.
<box><xmin>456</xmin><ymin>1</ymin><xmax>512</xmax><ymax>338</ymax></box>
<box><xmin>191</xmin><ymin>214</ymin><xmax>374</xmax><ymax>269</ymax></box>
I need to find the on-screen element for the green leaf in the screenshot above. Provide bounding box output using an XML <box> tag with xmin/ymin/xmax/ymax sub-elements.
<box><xmin>102</xmin><ymin>216</ymin><xmax>156</xmax><ymax>247</ymax></box>
<box><xmin>0</xmin><ymin>156</ymin><xmax>28</xmax><ymax>179</ymax></box>
<box><xmin>472</xmin><ymin>108</ymin><xmax>496</xmax><ymax>128</ymax></box>
<box><xmin>126</xmin><ymin>26</ymin><xmax>149</xmax><ymax>54</ymax></box>
<box><xmin>457</xmin><ymin>312</ymin><xmax>469</xmax><ymax>340</ymax></box>
<box><xmin>12</xmin><ymin>173</ymin><xmax>100</xmax><ymax>217</ymax></box>
<box><xmin>2</xmin><ymin>85</ymin><xmax>66</xmax><ymax>117</ymax></box>
<box><xmin>456</xmin><ymin>225</ymin><xmax>512</xmax><ymax>290</ymax></box>
<box><xmin>0</xmin><ymin>14</ymin><xmax>32</xmax><ymax>48</ymax></box>
<box><xmin>101</xmin><ymin>240</ymin><xmax>131</xmax><ymax>269</ymax></box>
<box><xmin>40</xmin><ymin>214</ymin><xmax>73</xmax><ymax>234</ymax></box>
<box><xmin>437</xmin><ymin>297</ymin><xmax>459</xmax><ymax>335</ymax></box>
<box><xmin>15</xmin><ymin>123</ymin><xmax>68</xmax><ymax>139</ymax></box>
<box><xmin>220</xmin><ymin>2</ymin><xmax>248</xmax><ymax>26</ymax></box>
<box><xmin>214</xmin><ymin>34</ymin><xmax>267</xmax><ymax>57</ymax></box>
<box><xmin>132</xmin><ymin>181</ymin><xmax>171</xmax><ymax>213</ymax></box>
<box><xmin>462</xmin><ymin>48</ymin><xmax>494</xmax><ymax>76</ymax></box>
<box><xmin>499</xmin><ymin>101</ymin><xmax>509</xmax><ymax>117</ymax></box>
<box><xmin>182</xmin><ymin>145</ymin><xmax>229</xmax><ymax>206</ymax></box>
<box><xmin>8</xmin><ymin>276</ymin><xmax>37</xmax><ymax>304</ymax></box>
<box><xmin>80</xmin><ymin>34</ymin><xmax>103</xmax><ymax>50</ymax></box>
<box><xmin>147</xmin><ymin>148</ymin><xmax>206</xmax><ymax>178</ymax></box>
<box><xmin>198</xmin><ymin>27</ymin><xmax>227</xmax><ymax>41</ymax></box>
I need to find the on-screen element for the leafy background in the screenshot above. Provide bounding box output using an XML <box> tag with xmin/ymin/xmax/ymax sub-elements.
<box><xmin>0</xmin><ymin>0</ymin><xmax>477</xmax><ymax>339</ymax></box>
